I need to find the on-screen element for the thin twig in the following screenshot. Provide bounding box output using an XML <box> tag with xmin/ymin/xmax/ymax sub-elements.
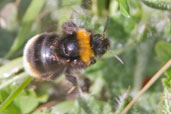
<box><xmin>121</xmin><ymin>59</ymin><xmax>171</xmax><ymax>114</ymax></box>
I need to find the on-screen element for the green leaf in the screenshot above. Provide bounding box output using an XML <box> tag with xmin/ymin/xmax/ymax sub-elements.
<box><xmin>105</xmin><ymin>17</ymin><xmax>129</xmax><ymax>42</ymax></box>
<box><xmin>71</xmin><ymin>94</ymin><xmax>112</xmax><ymax>114</ymax></box>
<box><xmin>155</xmin><ymin>41</ymin><xmax>171</xmax><ymax>77</ymax></box>
<box><xmin>142</xmin><ymin>0</ymin><xmax>171</xmax><ymax>10</ymax></box>
<box><xmin>0</xmin><ymin>57</ymin><xmax>23</xmax><ymax>79</ymax></box>
<box><xmin>118</xmin><ymin>0</ymin><xmax>130</xmax><ymax>17</ymax></box>
<box><xmin>155</xmin><ymin>41</ymin><xmax>171</xmax><ymax>63</ymax></box>
<box><xmin>14</xmin><ymin>90</ymin><xmax>39</xmax><ymax>114</ymax></box>
<box><xmin>0</xmin><ymin>72</ymin><xmax>27</xmax><ymax>90</ymax></box>
<box><xmin>51</xmin><ymin>101</ymin><xmax>74</xmax><ymax>114</ymax></box>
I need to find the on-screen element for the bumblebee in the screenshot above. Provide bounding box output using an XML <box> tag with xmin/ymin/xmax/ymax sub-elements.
<box><xmin>23</xmin><ymin>21</ymin><xmax>109</xmax><ymax>86</ymax></box>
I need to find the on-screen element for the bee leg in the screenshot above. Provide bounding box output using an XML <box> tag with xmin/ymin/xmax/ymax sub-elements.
<box><xmin>65</xmin><ymin>68</ymin><xmax>82</xmax><ymax>94</ymax></box>
<box><xmin>41</xmin><ymin>71</ymin><xmax>61</xmax><ymax>82</ymax></box>
<box><xmin>65</xmin><ymin>73</ymin><xmax>77</xmax><ymax>86</ymax></box>
<box><xmin>66</xmin><ymin>74</ymin><xmax>82</xmax><ymax>94</ymax></box>
<box><xmin>62</xmin><ymin>21</ymin><xmax>78</xmax><ymax>35</ymax></box>
<box><xmin>67</xmin><ymin>86</ymin><xmax>76</xmax><ymax>94</ymax></box>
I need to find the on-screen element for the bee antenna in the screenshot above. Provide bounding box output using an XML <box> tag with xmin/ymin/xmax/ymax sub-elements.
<box><xmin>103</xmin><ymin>16</ymin><xmax>110</xmax><ymax>33</ymax></box>
<box><xmin>109</xmin><ymin>50</ymin><xmax>124</xmax><ymax>64</ymax></box>
<box><xmin>102</xmin><ymin>16</ymin><xmax>110</xmax><ymax>39</ymax></box>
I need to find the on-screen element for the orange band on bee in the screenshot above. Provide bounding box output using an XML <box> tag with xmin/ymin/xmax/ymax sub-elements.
<box><xmin>76</xmin><ymin>29</ymin><xmax>94</xmax><ymax>64</ymax></box>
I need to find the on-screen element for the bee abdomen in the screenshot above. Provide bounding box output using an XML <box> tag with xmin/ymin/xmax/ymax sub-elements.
<box><xmin>23</xmin><ymin>33</ymin><xmax>65</xmax><ymax>78</ymax></box>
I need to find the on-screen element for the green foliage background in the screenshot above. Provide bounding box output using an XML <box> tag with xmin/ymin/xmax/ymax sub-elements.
<box><xmin>0</xmin><ymin>0</ymin><xmax>170</xmax><ymax>114</ymax></box>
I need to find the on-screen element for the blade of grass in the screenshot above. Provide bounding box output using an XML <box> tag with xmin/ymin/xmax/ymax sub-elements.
<box><xmin>6</xmin><ymin>0</ymin><xmax>46</xmax><ymax>58</ymax></box>
<box><xmin>0</xmin><ymin>75</ymin><xmax>33</xmax><ymax>113</ymax></box>
<box><xmin>118</xmin><ymin>0</ymin><xmax>130</xmax><ymax>17</ymax></box>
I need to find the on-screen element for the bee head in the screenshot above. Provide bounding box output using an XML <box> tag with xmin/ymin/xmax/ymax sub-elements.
<box><xmin>90</xmin><ymin>34</ymin><xmax>109</xmax><ymax>57</ymax></box>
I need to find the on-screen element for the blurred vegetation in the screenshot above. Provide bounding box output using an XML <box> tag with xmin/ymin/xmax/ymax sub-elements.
<box><xmin>0</xmin><ymin>0</ymin><xmax>170</xmax><ymax>114</ymax></box>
